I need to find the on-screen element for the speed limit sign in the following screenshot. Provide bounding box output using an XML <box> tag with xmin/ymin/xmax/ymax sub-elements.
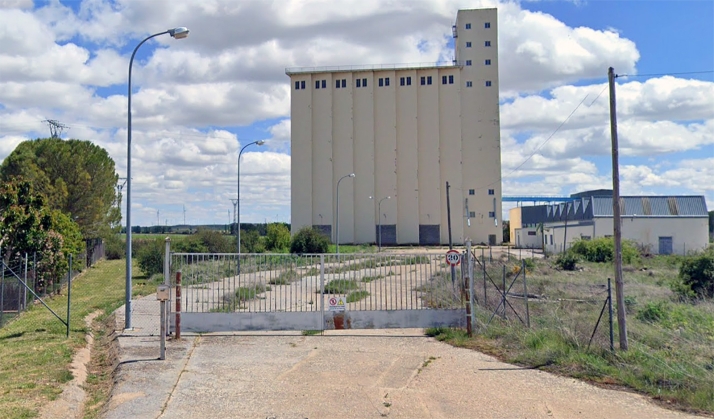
<box><xmin>445</xmin><ymin>249</ymin><xmax>461</xmax><ymax>266</ymax></box>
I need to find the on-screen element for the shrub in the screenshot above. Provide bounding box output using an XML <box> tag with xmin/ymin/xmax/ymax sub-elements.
<box><xmin>554</xmin><ymin>251</ymin><xmax>579</xmax><ymax>271</ymax></box>
<box><xmin>173</xmin><ymin>235</ymin><xmax>208</xmax><ymax>253</ymax></box>
<box><xmin>137</xmin><ymin>238</ymin><xmax>165</xmax><ymax>277</ymax></box>
<box><xmin>679</xmin><ymin>251</ymin><xmax>714</xmax><ymax>298</ymax></box>
<box><xmin>265</xmin><ymin>223</ymin><xmax>291</xmax><ymax>251</ymax></box>
<box><xmin>240</xmin><ymin>229</ymin><xmax>264</xmax><ymax>253</ymax></box>
<box><xmin>570</xmin><ymin>237</ymin><xmax>639</xmax><ymax>264</ymax></box>
<box><xmin>104</xmin><ymin>234</ymin><xmax>125</xmax><ymax>260</ymax></box>
<box><xmin>195</xmin><ymin>229</ymin><xmax>233</xmax><ymax>253</ymax></box>
<box><xmin>290</xmin><ymin>227</ymin><xmax>330</xmax><ymax>254</ymax></box>
<box><xmin>636</xmin><ymin>301</ymin><xmax>670</xmax><ymax>323</ymax></box>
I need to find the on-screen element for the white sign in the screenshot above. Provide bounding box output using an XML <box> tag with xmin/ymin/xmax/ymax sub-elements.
<box><xmin>328</xmin><ymin>296</ymin><xmax>347</xmax><ymax>312</ymax></box>
<box><xmin>445</xmin><ymin>250</ymin><xmax>461</xmax><ymax>267</ymax></box>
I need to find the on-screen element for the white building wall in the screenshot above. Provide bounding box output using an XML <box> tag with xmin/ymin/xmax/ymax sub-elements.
<box><xmin>290</xmin><ymin>75</ymin><xmax>312</xmax><ymax>233</ymax></box>
<box><xmin>311</xmin><ymin>74</ymin><xmax>333</xmax><ymax>231</ymax></box>
<box><xmin>332</xmin><ymin>73</ymin><xmax>355</xmax><ymax>244</ymax></box>
<box><xmin>374</xmin><ymin>71</ymin><xmax>398</xmax><ymax>234</ymax></box>
<box><xmin>353</xmin><ymin>72</ymin><xmax>376</xmax><ymax>244</ymax></box>
<box><xmin>288</xmin><ymin>8</ymin><xmax>501</xmax><ymax>245</ymax></box>
<box><xmin>595</xmin><ymin>217</ymin><xmax>709</xmax><ymax>255</ymax></box>
<box><xmin>514</xmin><ymin>227</ymin><xmax>541</xmax><ymax>249</ymax></box>
<box><xmin>396</xmin><ymin>70</ymin><xmax>419</xmax><ymax>243</ymax></box>
<box><xmin>457</xmin><ymin>8</ymin><xmax>502</xmax><ymax>245</ymax></box>
<box><xmin>417</xmin><ymin>69</ymin><xmax>441</xmax><ymax>235</ymax></box>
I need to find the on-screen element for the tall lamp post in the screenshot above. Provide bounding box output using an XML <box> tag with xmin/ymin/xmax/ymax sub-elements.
<box><xmin>125</xmin><ymin>27</ymin><xmax>189</xmax><ymax>330</ymax></box>
<box><xmin>237</xmin><ymin>140</ymin><xmax>265</xmax><ymax>259</ymax></box>
<box><xmin>335</xmin><ymin>173</ymin><xmax>355</xmax><ymax>254</ymax></box>
<box><xmin>369</xmin><ymin>195</ymin><xmax>390</xmax><ymax>251</ymax></box>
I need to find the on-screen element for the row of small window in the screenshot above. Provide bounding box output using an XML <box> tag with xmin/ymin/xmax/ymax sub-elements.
<box><xmin>469</xmin><ymin>189</ymin><xmax>495</xmax><ymax>195</ymax></box>
<box><xmin>465</xmin><ymin>59</ymin><xmax>491</xmax><ymax>66</ymax></box>
<box><xmin>297</xmin><ymin>78</ymin><xmax>493</xmax><ymax>90</ymax></box>
<box><xmin>466</xmin><ymin>41</ymin><xmax>491</xmax><ymax>47</ymax></box>
<box><xmin>467</xmin><ymin>211</ymin><xmax>496</xmax><ymax>218</ymax></box>
<box><xmin>464</xmin><ymin>22</ymin><xmax>491</xmax><ymax>29</ymax></box>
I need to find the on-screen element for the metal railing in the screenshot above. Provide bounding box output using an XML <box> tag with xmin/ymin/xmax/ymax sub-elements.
<box><xmin>170</xmin><ymin>253</ymin><xmax>463</xmax><ymax>314</ymax></box>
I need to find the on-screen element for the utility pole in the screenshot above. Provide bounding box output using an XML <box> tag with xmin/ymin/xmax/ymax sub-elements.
<box><xmin>44</xmin><ymin>119</ymin><xmax>68</xmax><ymax>139</ymax></box>
<box><xmin>446</xmin><ymin>181</ymin><xmax>455</xmax><ymax>286</ymax></box>
<box><xmin>608</xmin><ymin>66</ymin><xmax>628</xmax><ymax>351</ymax></box>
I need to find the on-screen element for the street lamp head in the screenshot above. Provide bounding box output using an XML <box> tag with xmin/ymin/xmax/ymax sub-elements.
<box><xmin>349</xmin><ymin>173</ymin><xmax>355</xmax><ymax>178</ymax></box>
<box><xmin>387</xmin><ymin>196</ymin><xmax>391</xmax><ymax>199</ymax></box>
<box><xmin>256</xmin><ymin>140</ymin><xmax>266</xmax><ymax>146</ymax></box>
<box><xmin>169</xmin><ymin>27</ymin><xmax>190</xmax><ymax>39</ymax></box>
<box><xmin>369</xmin><ymin>196</ymin><xmax>373</xmax><ymax>200</ymax></box>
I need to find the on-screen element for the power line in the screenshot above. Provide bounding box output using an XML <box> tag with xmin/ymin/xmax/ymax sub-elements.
<box><xmin>471</xmin><ymin>91</ymin><xmax>595</xmax><ymax>192</ymax></box>
<box><xmin>616</xmin><ymin>70</ymin><xmax>714</xmax><ymax>78</ymax></box>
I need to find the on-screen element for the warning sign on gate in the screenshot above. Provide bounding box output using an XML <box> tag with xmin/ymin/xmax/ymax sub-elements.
<box><xmin>445</xmin><ymin>249</ymin><xmax>461</xmax><ymax>267</ymax></box>
<box><xmin>328</xmin><ymin>296</ymin><xmax>347</xmax><ymax>312</ymax></box>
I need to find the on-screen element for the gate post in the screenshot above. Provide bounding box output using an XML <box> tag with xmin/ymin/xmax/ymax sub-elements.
<box><xmin>320</xmin><ymin>254</ymin><xmax>325</xmax><ymax>331</ymax></box>
<box><xmin>164</xmin><ymin>238</ymin><xmax>171</xmax><ymax>336</ymax></box>
<box><xmin>175</xmin><ymin>270</ymin><xmax>182</xmax><ymax>340</ymax></box>
<box><xmin>465</xmin><ymin>240</ymin><xmax>474</xmax><ymax>336</ymax></box>
<box><xmin>467</xmin><ymin>241</ymin><xmax>475</xmax><ymax>334</ymax></box>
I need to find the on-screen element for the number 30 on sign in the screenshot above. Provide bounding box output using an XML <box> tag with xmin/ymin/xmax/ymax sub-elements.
<box><xmin>445</xmin><ymin>249</ymin><xmax>461</xmax><ymax>266</ymax></box>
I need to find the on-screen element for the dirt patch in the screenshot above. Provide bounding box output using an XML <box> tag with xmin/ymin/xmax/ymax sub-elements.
<box><xmin>37</xmin><ymin>311</ymin><xmax>101</xmax><ymax>419</ymax></box>
<box><xmin>81</xmin><ymin>313</ymin><xmax>122</xmax><ymax>419</ymax></box>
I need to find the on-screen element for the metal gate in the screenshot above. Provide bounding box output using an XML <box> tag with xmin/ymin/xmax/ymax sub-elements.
<box><xmin>169</xmin><ymin>253</ymin><xmax>467</xmax><ymax>333</ymax></box>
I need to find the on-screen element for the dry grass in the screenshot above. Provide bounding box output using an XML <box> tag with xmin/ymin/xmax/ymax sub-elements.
<box><xmin>430</xmin><ymin>254</ymin><xmax>714</xmax><ymax>414</ymax></box>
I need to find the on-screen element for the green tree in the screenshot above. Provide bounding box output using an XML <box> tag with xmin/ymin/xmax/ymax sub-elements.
<box><xmin>290</xmin><ymin>227</ymin><xmax>329</xmax><ymax>254</ymax></box>
<box><xmin>0</xmin><ymin>138</ymin><xmax>121</xmax><ymax>239</ymax></box>
<box><xmin>502</xmin><ymin>220</ymin><xmax>510</xmax><ymax>244</ymax></box>
<box><xmin>240</xmin><ymin>230</ymin><xmax>264</xmax><ymax>253</ymax></box>
<box><xmin>265</xmin><ymin>223</ymin><xmax>291</xmax><ymax>251</ymax></box>
<box><xmin>0</xmin><ymin>178</ymin><xmax>52</xmax><ymax>264</ymax></box>
<box><xmin>0</xmin><ymin>178</ymin><xmax>82</xmax><ymax>290</ymax></box>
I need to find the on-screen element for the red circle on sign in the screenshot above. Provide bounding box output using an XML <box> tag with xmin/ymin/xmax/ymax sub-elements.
<box><xmin>445</xmin><ymin>249</ymin><xmax>461</xmax><ymax>266</ymax></box>
<box><xmin>329</xmin><ymin>297</ymin><xmax>337</xmax><ymax>305</ymax></box>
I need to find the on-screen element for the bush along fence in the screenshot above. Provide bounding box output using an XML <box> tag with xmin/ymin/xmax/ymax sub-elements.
<box><xmin>469</xmin><ymin>251</ymin><xmax>615</xmax><ymax>353</ymax></box>
<box><xmin>0</xmin><ymin>239</ymin><xmax>103</xmax><ymax>329</ymax></box>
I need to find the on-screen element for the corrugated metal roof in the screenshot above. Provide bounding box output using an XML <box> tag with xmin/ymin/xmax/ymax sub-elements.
<box><xmin>592</xmin><ymin>196</ymin><xmax>708</xmax><ymax>217</ymax></box>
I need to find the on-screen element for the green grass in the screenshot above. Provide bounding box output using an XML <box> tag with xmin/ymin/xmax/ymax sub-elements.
<box><xmin>361</xmin><ymin>274</ymin><xmax>384</xmax><ymax>283</ymax></box>
<box><xmin>346</xmin><ymin>290</ymin><xmax>370</xmax><ymax>303</ymax></box>
<box><xmin>301</xmin><ymin>330</ymin><xmax>322</xmax><ymax>336</ymax></box>
<box><xmin>269</xmin><ymin>269</ymin><xmax>300</xmax><ymax>285</ymax></box>
<box><xmin>0</xmin><ymin>259</ymin><xmax>157</xmax><ymax>419</ymax></box>
<box><xmin>327</xmin><ymin>244</ymin><xmax>376</xmax><ymax>253</ymax></box>
<box><xmin>426</xmin><ymin>255</ymin><xmax>714</xmax><ymax>414</ymax></box>
<box><xmin>235</xmin><ymin>284</ymin><xmax>270</xmax><ymax>301</ymax></box>
<box><xmin>323</xmin><ymin>279</ymin><xmax>360</xmax><ymax>294</ymax></box>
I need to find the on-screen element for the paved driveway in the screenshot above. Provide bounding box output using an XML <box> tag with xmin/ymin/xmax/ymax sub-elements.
<box><xmin>104</xmin><ymin>327</ymin><xmax>702</xmax><ymax>419</ymax></box>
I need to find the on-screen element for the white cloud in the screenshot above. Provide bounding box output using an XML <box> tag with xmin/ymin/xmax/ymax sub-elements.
<box><xmin>0</xmin><ymin>0</ymin><xmax>709</xmax><ymax>225</ymax></box>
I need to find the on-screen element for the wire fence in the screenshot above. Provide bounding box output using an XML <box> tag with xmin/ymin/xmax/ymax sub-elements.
<box><xmin>0</xmin><ymin>240</ymin><xmax>105</xmax><ymax>328</ymax></box>
<box><xmin>471</xmin><ymin>251</ymin><xmax>614</xmax><ymax>352</ymax></box>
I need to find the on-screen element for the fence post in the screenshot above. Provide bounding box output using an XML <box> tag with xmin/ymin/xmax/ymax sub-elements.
<box><xmin>608</xmin><ymin>278</ymin><xmax>614</xmax><ymax>352</ymax></box>
<box><xmin>33</xmin><ymin>252</ymin><xmax>37</xmax><ymax>298</ymax></box>
<box><xmin>521</xmin><ymin>260</ymin><xmax>531</xmax><ymax>329</ymax></box>
<box><xmin>164</xmin><ymin>238</ymin><xmax>171</xmax><ymax>337</ymax></box>
<box><xmin>501</xmin><ymin>265</ymin><xmax>506</xmax><ymax>319</ymax></box>
<box><xmin>66</xmin><ymin>254</ymin><xmax>72</xmax><ymax>338</ymax></box>
<box><xmin>1</xmin><ymin>252</ymin><xmax>5</xmax><ymax>328</ymax></box>
<box><xmin>23</xmin><ymin>254</ymin><xmax>28</xmax><ymax>311</ymax></box>
<box><xmin>467</xmin><ymin>240</ymin><xmax>475</xmax><ymax>335</ymax></box>
<box><xmin>175</xmin><ymin>270</ymin><xmax>182</xmax><ymax>340</ymax></box>
<box><xmin>482</xmin><ymin>255</ymin><xmax>487</xmax><ymax>308</ymax></box>
<box><xmin>320</xmin><ymin>254</ymin><xmax>325</xmax><ymax>332</ymax></box>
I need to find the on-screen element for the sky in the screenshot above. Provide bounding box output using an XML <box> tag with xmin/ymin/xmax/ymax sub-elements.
<box><xmin>0</xmin><ymin>0</ymin><xmax>712</xmax><ymax>227</ymax></box>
